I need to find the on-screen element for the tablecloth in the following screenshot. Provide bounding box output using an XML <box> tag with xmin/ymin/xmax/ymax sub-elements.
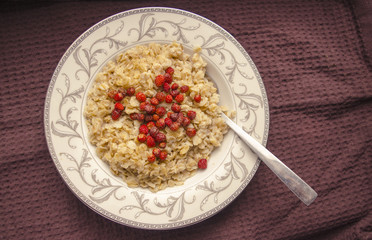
<box><xmin>1</xmin><ymin>0</ymin><xmax>371</xmax><ymax>239</ymax></box>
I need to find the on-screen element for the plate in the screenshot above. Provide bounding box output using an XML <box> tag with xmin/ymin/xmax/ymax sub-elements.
<box><xmin>44</xmin><ymin>7</ymin><xmax>269</xmax><ymax>229</ymax></box>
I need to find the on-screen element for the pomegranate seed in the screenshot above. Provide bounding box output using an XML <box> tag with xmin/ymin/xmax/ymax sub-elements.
<box><xmin>139</xmin><ymin>124</ymin><xmax>149</xmax><ymax>135</ymax></box>
<box><xmin>150</xmin><ymin>97</ymin><xmax>159</xmax><ymax>106</ymax></box>
<box><xmin>139</xmin><ymin>102</ymin><xmax>147</xmax><ymax>111</ymax></box>
<box><xmin>137</xmin><ymin>113</ymin><xmax>145</xmax><ymax>122</ymax></box>
<box><xmin>144</xmin><ymin>104</ymin><xmax>156</xmax><ymax>114</ymax></box>
<box><xmin>187</xmin><ymin>110</ymin><xmax>196</xmax><ymax>120</ymax></box>
<box><xmin>156</xmin><ymin>118</ymin><xmax>166</xmax><ymax>129</ymax></box>
<box><xmin>155</xmin><ymin>75</ymin><xmax>165</xmax><ymax>87</ymax></box>
<box><xmin>165</xmin><ymin>67</ymin><xmax>174</xmax><ymax>75</ymax></box>
<box><xmin>169</xmin><ymin>113</ymin><xmax>178</xmax><ymax>122</ymax></box>
<box><xmin>164</xmin><ymin>73</ymin><xmax>172</xmax><ymax>84</ymax></box>
<box><xmin>146</xmin><ymin>135</ymin><xmax>156</xmax><ymax>148</ymax></box>
<box><xmin>147</xmin><ymin>121</ymin><xmax>156</xmax><ymax>129</ymax></box>
<box><xmin>149</xmin><ymin>126</ymin><xmax>159</xmax><ymax>138</ymax></box>
<box><xmin>114</xmin><ymin>92</ymin><xmax>124</xmax><ymax>101</ymax></box>
<box><xmin>170</xmin><ymin>122</ymin><xmax>180</xmax><ymax>131</ymax></box>
<box><xmin>159</xmin><ymin>151</ymin><xmax>167</xmax><ymax>160</ymax></box>
<box><xmin>130</xmin><ymin>113</ymin><xmax>138</xmax><ymax>120</ymax></box>
<box><xmin>164</xmin><ymin>117</ymin><xmax>173</xmax><ymax>127</ymax></box>
<box><xmin>176</xmin><ymin>113</ymin><xmax>185</xmax><ymax>124</ymax></box>
<box><xmin>152</xmin><ymin>148</ymin><xmax>161</xmax><ymax>158</ymax></box>
<box><xmin>194</xmin><ymin>94</ymin><xmax>201</xmax><ymax>103</ymax></box>
<box><xmin>175</xmin><ymin>94</ymin><xmax>184</xmax><ymax>103</ymax></box>
<box><xmin>182</xmin><ymin>117</ymin><xmax>191</xmax><ymax>127</ymax></box>
<box><xmin>198</xmin><ymin>159</ymin><xmax>207</xmax><ymax>169</ymax></box>
<box><xmin>171</xmin><ymin>103</ymin><xmax>181</xmax><ymax>113</ymax></box>
<box><xmin>163</xmin><ymin>82</ymin><xmax>171</xmax><ymax>92</ymax></box>
<box><xmin>170</xmin><ymin>90</ymin><xmax>180</xmax><ymax>98</ymax></box>
<box><xmin>137</xmin><ymin>133</ymin><xmax>147</xmax><ymax>143</ymax></box>
<box><xmin>115</xmin><ymin>102</ymin><xmax>125</xmax><ymax>111</ymax></box>
<box><xmin>108</xmin><ymin>90</ymin><xmax>117</xmax><ymax>99</ymax></box>
<box><xmin>171</xmin><ymin>83</ymin><xmax>179</xmax><ymax>90</ymax></box>
<box><xmin>155</xmin><ymin>132</ymin><xmax>166</xmax><ymax>143</ymax></box>
<box><xmin>155</xmin><ymin>92</ymin><xmax>166</xmax><ymax>102</ymax></box>
<box><xmin>148</xmin><ymin>154</ymin><xmax>156</xmax><ymax>163</ymax></box>
<box><xmin>111</xmin><ymin>109</ymin><xmax>121</xmax><ymax>120</ymax></box>
<box><xmin>165</xmin><ymin>94</ymin><xmax>173</xmax><ymax>103</ymax></box>
<box><xmin>153</xmin><ymin>114</ymin><xmax>160</xmax><ymax>121</ymax></box>
<box><xmin>180</xmin><ymin>85</ymin><xmax>189</xmax><ymax>93</ymax></box>
<box><xmin>186</xmin><ymin>128</ymin><xmax>197</xmax><ymax>137</ymax></box>
<box><xmin>136</xmin><ymin>92</ymin><xmax>147</xmax><ymax>102</ymax></box>
<box><xmin>156</xmin><ymin>107</ymin><xmax>166</xmax><ymax>116</ymax></box>
<box><xmin>159</xmin><ymin>142</ymin><xmax>166</xmax><ymax>148</ymax></box>
<box><xmin>145</xmin><ymin>114</ymin><xmax>153</xmax><ymax>122</ymax></box>
<box><xmin>167</xmin><ymin>112</ymin><xmax>173</xmax><ymax>118</ymax></box>
<box><xmin>126</xmin><ymin>87</ymin><xmax>135</xmax><ymax>96</ymax></box>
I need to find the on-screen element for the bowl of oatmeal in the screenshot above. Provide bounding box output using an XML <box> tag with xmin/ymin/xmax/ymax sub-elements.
<box><xmin>45</xmin><ymin>7</ymin><xmax>269</xmax><ymax>229</ymax></box>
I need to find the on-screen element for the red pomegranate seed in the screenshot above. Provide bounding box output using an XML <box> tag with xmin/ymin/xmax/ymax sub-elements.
<box><xmin>136</xmin><ymin>92</ymin><xmax>147</xmax><ymax>102</ymax></box>
<box><xmin>153</xmin><ymin>114</ymin><xmax>160</xmax><ymax>121</ymax></box>
<box><xmin>114</xmin><ymin>92</ymin><xmax>124</xmax><ymax>101</ymax></box>
<box><xmin>148</xmin><ymin>154</ymin><xmax>156</xmax><ymax>163</ymax></box>
<box><xmin>182</xmin><ymin>117</ymin><xmax>191</xmax><ymax>127</ymax></box>
<box><xmin>137</xmin><ymin>113</ymin><xmax>145</xmax><ymax>122</ymax></box>
<box><xmin>137</xmin><ymin>133</ymin><xmax>147</xmax><ymax>143</ymax></box>
<box><xmin>187</xmin><ymin>110</ymin><xmax>196</xmax><ymax>120</ymax></box>
<box><xmin>170</xmin><ymin>90</ymin><xmax>180</xmax><ymax>98</ymax></box>
<box><xmin>156</xmin><ymin>106</ymin><xmax>166</xmax><ymax>116</ymax></box>
<box><xmin>175</xmin><ymin>94</ymin><xmax>184</xmax><ymax>103</ymax></box>
<box><xmin>144</xmin><ymin>104</ymin><xmax>156</xmax><ymax>114</ymax></box>
<box><xmin>198</xmin><ymin>159</ymin><xmax>207</xmax><ymax>169</ymax></box>
<box><xmin>158</xmin><ymin>142</ymin><xmax>166</xmax><ymax>148</ymax></box>
<box><xmin>194</xmin><ymin>94</ymin><xmax>201</xmax><ymax>103</ymax></box>
<box><xmin>155</xmin><ymin>75</ymin><xmax>165</xmax><ymax>87</ymax></box>
<box><xmin>150</xmin><ymin>97</ymin><xmax>159</xmax><ymax>106</ymax></box>
<box><xmin>111</xmin><ymin>109</ymin><xmax>121</xmax><ymax>120</ymax></box>
<box><xmin>169</xmin><ymin>112</ymin><xmax>178</xmax><ymax>122</ymax></box>
<box><xmin>159</xmin><ymin>151</ymin><xmax>167</xmax><ymax>160</ymax></box>
<box><xmin>176</xmin><ymin>112</ymin><xmax>184</xmax><ymax>123</ymax></box>
<box><xmin>149</xmin><ymin>126</ymin><xmax>159</xmax><ymax>138</ymax></box>
<box><xmin>139</xmin><ymin>124</ymin><xmax>149</xmax><ymax>135</ymax></box>
<box><xmin>147</xmin><ymin>121</ymin><xmax>156</xmax><ymax>129</ymax></box>
<box><xmin>139</xmin><ymin>102</ymin><xmax>147</xmax><ymax>111</ymax></box>
<box><xmin>186</xmin><ymin>128</ymin><xmax>197</xmax><ymax>137</ymax></box>
<box><xmin>152</xmin><ymin>148</ymin><xmax>161</xmax><ymax>158</ymax></box>
<box><xmin>115</xmin><ymin>102</ymin><xmax>125</xmax><ymax>111</ymax></box>
<box><xmin>180</xmin><ymin>85</ymin><xmax>189</xmax><ymax>93</ymax></box>
<box><xmin>165</xmin><ymin>94</ymin><xmax>173</xmax><ymax>103</ymax></box>
<box><xmin>130</xmin><ymin>113</ymin><xmax>138</xmax><ymax>120</ymax></box>
<box><xmin>171</xmin><ymin>103</ymin><xmax>181</xmax><ymax>113</ymax></box>
<box><xmin>145</xmin><ymin>114</ymin><xmax>153</xmax><ymax>122</ymax></box>
<box><xmin>156</xmin><ymin>118</ymin><xmax>166</xmax><ymax>129</ymax></box>
<box><xmin>164</xmin><ymin>117</ymin><xmax>173</xmax><ymax>127</ymax></box>
<box><xmin>164</xmin><ymin>73</ymin><xmax>172</xmax><ymax>84</ymax></box>
<box><xmin>165</xmin><ymin>67</ymin><xmax>174</xmax><ymax>75</ymax></box>
<box><xmin>163</xmin><ymin>82</ymin><xmax>171</xmax><ymax>92</ymax></box>
<box><xmin>146</xmin><ymin>135</ymin><xmax>156</xmax><ymax>148</ymax></box>
<box><xmin>171</xmin><ymin>83</ymin><xmax>179</xmax><ymax>90</ymax></box>
<box><xmin>155</xmin><ymin>92</ymin><xmax>166</xmax><ymax>102</ymax></box>
<box><xmin>126</xmin><ymin>87</ymin><xmax>135</xmax><ymax>96</ymax></box>
<box><xmin>170</xmin><ymin>122</ymin><xmax>180</xmax><ymax>131</ymax></box>
<box><xmin>155</xmin><ymin>132</ymin><xmax>166</xmax><ymax>143</ymax></box>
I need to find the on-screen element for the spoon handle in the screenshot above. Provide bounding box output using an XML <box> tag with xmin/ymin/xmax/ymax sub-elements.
<box><xmin>221</xmin><ymin>113</ymin><xmax>317</xmax><ymax>206</ymax></box>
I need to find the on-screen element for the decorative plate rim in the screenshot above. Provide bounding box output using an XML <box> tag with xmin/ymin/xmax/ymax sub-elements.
<box><xmin>44</xmin><ymin>6</ymin><xmax>269</xmax><ymax>230</ymax></box>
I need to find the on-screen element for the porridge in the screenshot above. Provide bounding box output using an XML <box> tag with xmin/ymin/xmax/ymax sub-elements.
<box><xmin>84</xmin><ymin>42</ymin><xmax>232</xmax><ymax>192</ymax></box>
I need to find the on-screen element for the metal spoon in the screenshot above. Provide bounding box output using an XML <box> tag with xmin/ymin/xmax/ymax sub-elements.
<box><xmin>221</xmin><ymin>113</ymin><xmax>317</xmax><ymax>206</ymax></box>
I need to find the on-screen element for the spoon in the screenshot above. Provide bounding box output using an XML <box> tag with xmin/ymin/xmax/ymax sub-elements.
<box><xmin>221</xmin><ymin>113</ymin><xmax>317</xmax><ymax>206</ymax></box>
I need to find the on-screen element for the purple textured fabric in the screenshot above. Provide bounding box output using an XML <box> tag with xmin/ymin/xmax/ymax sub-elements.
<box><xmin>0</xmin><ymin>1</ymin><xmax>371</xmax><ymax>239</ymax></box>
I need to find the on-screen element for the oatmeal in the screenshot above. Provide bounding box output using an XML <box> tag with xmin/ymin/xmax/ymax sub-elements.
<box><xmin>84</xmin><ymin>42</ymin><xmax>231</xmax><ymax>192</ymax></box>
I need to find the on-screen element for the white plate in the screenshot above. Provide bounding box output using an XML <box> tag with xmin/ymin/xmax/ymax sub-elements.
<box><xmin>44</xmin><ymin>7</ymin><xmax>269</xmax><ymax>229</ymax></box>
